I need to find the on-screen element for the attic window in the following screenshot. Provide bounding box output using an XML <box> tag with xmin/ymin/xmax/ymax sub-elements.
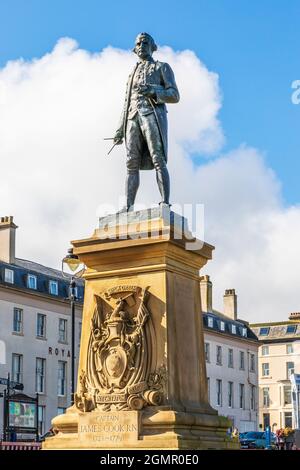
<box><xmin>259</xmin><ymin>327</ymin><xmax>270</xmax><ymax>336</ymax></box>
<box><xmin>286</xmin><ymin>325</ymin><xmax>297</xmax><ymax>334</ymax></box>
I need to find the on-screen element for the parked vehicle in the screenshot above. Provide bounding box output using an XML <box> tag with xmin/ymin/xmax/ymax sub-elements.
<box><xmin>239</xmin><ymin>431</ymin><xmax>276</xmax><ymax>449</ymax></box>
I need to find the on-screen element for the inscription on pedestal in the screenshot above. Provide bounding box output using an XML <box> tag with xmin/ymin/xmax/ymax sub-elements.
<box><xmin>78</xmin><ymin>411</ymin><xmax>139</xmax><ymax>446</ymax></box>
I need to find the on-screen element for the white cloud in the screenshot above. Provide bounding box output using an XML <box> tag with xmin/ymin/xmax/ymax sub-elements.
<box><xmin>0</xmin><ymin>38</ymin><xmax>298</xmax><ymax>322</ymax></box>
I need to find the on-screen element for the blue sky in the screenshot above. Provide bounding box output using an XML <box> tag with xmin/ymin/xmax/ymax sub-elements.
<box><xmin>0</xmin><ymin>0</ymin><xmax>299</xmax><ymax>204</ymax></box>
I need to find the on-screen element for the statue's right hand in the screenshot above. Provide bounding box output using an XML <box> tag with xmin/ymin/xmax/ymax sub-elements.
<box><xmin>113</xmin><ymin>130</ymin><xmax>124</xmax><ymax>144</ymax></box>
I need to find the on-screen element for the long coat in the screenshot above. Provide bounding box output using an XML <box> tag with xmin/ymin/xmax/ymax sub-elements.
<box><xmin>118</xmin><ymin>60</ymin><xmax>180</xmax><ymax>170</ymax></box>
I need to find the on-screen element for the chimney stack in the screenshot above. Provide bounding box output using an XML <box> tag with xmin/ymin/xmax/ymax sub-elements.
<box><xmin>0</xmin><ymin>216</ymin><xmax>18</xmax><ymax>264</ymax></box>
<box><xmin>223</xmin><ymin>289</ymin><xmax>237</xmax><ymax>320</ymax></box>
<box><xmin>200</xmin><ymin>275</ymin><xmax>213</xmax><ymax>313</ymax></box>
<box><xmin>289</xmin><ymin>312</ymin><xmax>300</xmax><ymax>321</ymax></box>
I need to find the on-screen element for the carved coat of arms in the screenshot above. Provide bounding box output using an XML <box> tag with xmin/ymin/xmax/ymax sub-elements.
<box><xmin>75</xmin><ymin>286</ymin><xmax>165</xmax><ymax>412</ymax></box>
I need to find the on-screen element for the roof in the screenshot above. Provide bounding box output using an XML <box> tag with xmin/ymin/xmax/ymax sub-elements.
<box><xmin>202</xmin><ymin>311</ymin><xmax>258</xmax><ymax>342</ymax></box>
<box><xmin>251</xmin><ymin>323</ymin><xmax>300</xmax><ymax>342</ymax></box>
<box><xmin>0</xmin><ymin>258</ymin><xmax>84</xmax><ymax>302</ymax></box>
<box><xmin>15</xmin><ymin>258</ymin><xmax>68</xmax><ymax>281</ymax></box>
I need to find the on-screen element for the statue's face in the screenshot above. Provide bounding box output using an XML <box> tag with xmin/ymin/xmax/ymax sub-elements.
<box><xmin>135</xmin><ymin>35</ymin><xmax>153</xmax><ymax>60</ymax></box>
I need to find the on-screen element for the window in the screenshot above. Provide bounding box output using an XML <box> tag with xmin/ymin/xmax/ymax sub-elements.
<box><xmin>216</xmin><ymin>346</ymin><xmax>222</xmax><ymax>365</ymax></box>
<box><xmin>228</xmin><ymin>348</ymin><xmax>234</xmax><ymax>368</ymax></box>
<box><xmin>36</xmin><ymin>313</ymin><xmax>46</xmax><ymax>338</ymax></box>
<box><xmin>36</xmin><ymin>358</ymin><xmax>46</xmax><ymax>393</ymax></box>
<box><xmin>13</xmin><ymin>308</ymin><xmax>23</xmax><ymax>333</ymax></box>
<box><xmin>58</xmin><ymin>361</ymin><xmax>67</xmax><ymax>396</ymax></box>
<box><xmin>286</xmin><ymin>362</ymin><xmax>294</xmax><ymax>379</ymax></box>
<box><xmin>59</xmin><ymin>319</ymin><xmax>67</xmax><ymax>342</ymax></box>
<box><xmin>286</xmin><ymin>344</ymin><xmax>294</xmax><ymax>354</ymax></box>
<box><xmin>239</xmin><ymin>383</ymin><xmax>245</xmax><ymax>409</ymax></box>
<box><xmin>262</xmin><ymin>363</ymin><xmax>270</xmax><ymax>377</ymax></box>
<box><xmin>251</xmin><ymin>385</ymin><xmax>256</xmax><ymax>410</ymax></box>
<box><xmin>250</xmin><ymin>354</ymin><xmax>255</xmax><ymax>372</ymax></box>
<box><xmin>57</xmin><ymin>407</ymin><xmax>66</xmax><ymax>415</ymax></box>
<box><xmin>207</xmin><ymin>377</ymin><xmax>210</xmax><ymax>402</ymax></box>
<box><xmin>259</xmin><ymin>327</ymin><xmax>270</xmax><ymax>336</ymax></box>
<box><xmin>239</xmin><ymin>351</ymin><xmax>245</xmax><ymax>370</ymax></box>
<box><xmin>220</xmin><ymin>321</ymin><xmax>225</xmax><ymax>331</ymax></box>
<box><xmin>286</xmin><ymin>325</ymin><xmax>297</xmax><ymax>334</ymax></box>
<box><xmin>228</xmin><ymin>381</ymin><xmax>234</xmax><ymax>408</ymax></box>
<box><xmin>283</xmin><ymin>385</ymin><xmax>292</xmax><ymax>405</ymax></box>
<box><xmin>207</xmin><ymin>317</ymin><xmax>214</xmax><ymax>328</ymax></box>
<box><xmin>263</xmin><ymin>387</ymin><xmax>270</xmax><ymax>407</ymax></box>
<box><xmin>231</xmin><ymin>324</ymin><xmax>237</xmax><ymax>334</ymax></box>
<box><xmin>27</xmin><ymin>274</ymin><xmax>37</xmax><ymax>289</ymax></box>
<box><xmin>204</xmin><ymin>342</ymin><xmax>210</xmax><ymax>363</ymax></box>
<box><xmin>216</xmin><ymin>379</ymin><xmax>222</xmax><ymax>406</ymax></box>
<box><xmin>38</xmin><ymin>406</ymin><xmax>45</xmax><ymax>435</ymax></box>
<box><xmin>49</xmin><ymin>280</ymin><xmax>58</xmax><ymax>295</ymax></box>
<box><xmin>242</xmin><ymin>327</ymin><xmax>247</xmax><ymax>337</ymax></box>
<box><xmin>12</xmin><ymin>353</ymin><xmax>23</xmax><ymax>383</ymax></box>
<box><xmin>262</xmin><ymin>345</ymin><xmax>269</xmax><ymax>356</ymax></box>
<box><xmin>4</xmin><ymin>268</ymin><xmax>14</xmax><ymax>284</ymax></box>
<box><xmin>284</xmin><ymin>412</ymin><xmax>293</xmax><ymax>428</ymax></box>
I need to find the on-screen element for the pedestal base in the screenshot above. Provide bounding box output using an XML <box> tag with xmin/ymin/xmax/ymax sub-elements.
<box><xmin>43</xmin><ymin>407</ymin><xmax>238</xmax><ymax>450</ymax></box>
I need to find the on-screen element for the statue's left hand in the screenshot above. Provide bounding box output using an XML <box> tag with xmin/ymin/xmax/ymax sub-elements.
<box><xmin>138</xmin><ymin>85</ymin><xmax>156</xmax><ymax>99</ymax></box>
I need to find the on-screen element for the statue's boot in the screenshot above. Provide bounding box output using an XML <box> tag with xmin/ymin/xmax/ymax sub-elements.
<box><xmin>156</xmin><ymin>166</ymin><xmax>170</xmax><ymax>206</ymax></box>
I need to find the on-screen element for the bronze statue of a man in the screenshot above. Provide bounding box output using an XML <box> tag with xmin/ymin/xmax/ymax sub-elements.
<box><xmin>114</xmin><ymin>33</ymin><xmax>180</xmax><ymax>211</ymax></box>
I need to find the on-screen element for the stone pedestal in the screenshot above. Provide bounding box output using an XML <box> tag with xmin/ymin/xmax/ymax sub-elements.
<box><xmin>43</xmin><ymin>208</ymin><xmax>237</xmax><ymax>449</ymax></box>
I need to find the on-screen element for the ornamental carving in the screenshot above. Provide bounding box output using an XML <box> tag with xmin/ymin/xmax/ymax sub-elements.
<box><xmin>75</xmin><ymin>286</ymin><xmax>164</xmax><ymax>411</ymax></box>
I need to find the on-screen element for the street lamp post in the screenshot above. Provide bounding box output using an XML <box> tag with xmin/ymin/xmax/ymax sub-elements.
<box><xmin>62</xmin><ymin>248</ymin><xmax>84</xmax><ymax>406</ymax></box>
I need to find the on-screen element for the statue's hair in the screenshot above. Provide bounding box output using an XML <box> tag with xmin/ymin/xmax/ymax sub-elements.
<box><xmin>133</xmin><ymin>33</ymin><xmax>157</xmax><ymax>54</ymax></box>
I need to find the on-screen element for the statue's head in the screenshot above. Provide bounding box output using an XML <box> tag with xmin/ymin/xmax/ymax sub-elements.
<box><xmin>133</xmin><ymin>32</ymin><xmax>157</xmax><ymax>59</ymax></box>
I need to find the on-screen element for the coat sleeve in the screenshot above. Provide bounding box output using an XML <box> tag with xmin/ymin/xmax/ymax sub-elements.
<box><xmin>155</xmin><ymin>62</ymin><xmax>180</xmax><ymax>104</ymax></box>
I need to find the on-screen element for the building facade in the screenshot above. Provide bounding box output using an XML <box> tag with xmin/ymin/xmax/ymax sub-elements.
<box><xmin>201</xmin><ymin>276</ymin><xmax>259</xmax><ymax>432</ymax></box>
<box><xmin>251</xmin><ymin>313</ymin><xmax>300</xmax><ymax>431</ymax></box>
<box><xmin>0</xmin><ymin>216</ymin><xmax>83</xmax><ymax>438</ymax></box>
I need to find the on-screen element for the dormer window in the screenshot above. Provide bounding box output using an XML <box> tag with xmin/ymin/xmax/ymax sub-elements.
<box><xmin>242</xmin><ymin>327</ymin><xmax>247</xmax><ymax>337</ymax></box>
<box><xmin>220</xmin><ymin>321</ymin><xmax>225</xmax><ymax>331</ymax></box>
<box><xmin>286</xmin><ymin>325</ymin><xmax>297</xmax><ymax>335</ymax></box>
<box><xmin>259</xmin><ymin>327</ymin><xmax>270</xmax><ymax>336</ymax></box>
<box><xmin>208</xmin><ymin>317</ymin><xmax>214</xmax><ymax>328</ymax></box>
<box><xmin>231</xmin><ymin>324</ymin><xmax>237</xmax><ymax>334</ymax></box>
<box><xmin>49</xmin><ymin>280</ymin><xmax>58</xmax><ymax>296</ymax></box>
<box><xmin>27</xmin><ymin>274</ymin><xmax>37</xmax><ymax>289</ymax></box>
<box><xmin>4</xmin><ymin>268</ymin><xmax>14</xmax><ymax>284</ymax></box>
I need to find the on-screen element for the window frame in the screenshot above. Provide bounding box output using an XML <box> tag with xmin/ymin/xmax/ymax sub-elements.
<box><xmin>36</xmin><ymin>357</ymin><xmax>46</xmax><ymax>394</ymax></box>
<box><xmin>13</xmin><ymin>307</ymin><xmax>23</xmax><ymax>334</ymax></box>
<box><xmin>239</xmin><ymin>351</ymin><xmax>245</xmax><ymax>370</ymax></box>
<box><xmin>27</xmin><ymin>274</ymin><xmax>37</xmax><ymax>290</ymax></box>
<box><xmin>4</xmin><ymin>268</ymin><xmax>14</xmax><ymax>284</ymax></box>
<box><xmin>58</xmin><ymin>360</ymin><xmax>67</xmax><ymax>396</ymax></box>
<box><xmin>12</xmin><ymin>353</ymin><xmax>23</xmax><ymax>383</ymax></box>
<box><xmin>262</xmin><ymin>362</ymin><xmax>270</xmax><ymax>377</ymax></box>
<box><xmin>36</xmin><ymin>313</ymin><xmax>46</xmax><ymax>338</ymax></box>
<box><xmin>216</xmin><ymin>379</ymin><xmax>222</xmax><ymax>407</ymax></box>
<box><xmin>216</xmin><ymin>345</ymin><xmax>222</xmax><ymax>365</ymax></box>
<box><xmin>49</xmin><ymin>280</ymin><xmax>58</xmax><ymax>296</ymax></box>
<box><xmin>58</xmin><ymin>318</ymin><xmax>68</xmax><ymax>343</ymax></box>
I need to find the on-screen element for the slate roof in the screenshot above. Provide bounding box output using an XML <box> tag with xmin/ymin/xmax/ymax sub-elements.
<box><xmin>0</xmin><ymin>258</ymin><xmax>84</xmax><ymax>302</ymax></box>
<box><xmin>202</xmin><ymin>311</ymin><xmax>258</xmax><ymax>342</ymax></box>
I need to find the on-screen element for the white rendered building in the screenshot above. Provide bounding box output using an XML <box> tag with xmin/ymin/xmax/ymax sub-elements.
<box><xmin>251</xmin><ymin>314</ymin><xmax>300</xmax><ymax>431</ymax></box>
<box><xmin>0</xmin><ymin>216</ymin><xmax>83</xmax><ymax>438</ymax></box>
<box><xmin>201</xmin><ymin>276</ymin><xmax>259</xmax><ymax>433</ymax></box>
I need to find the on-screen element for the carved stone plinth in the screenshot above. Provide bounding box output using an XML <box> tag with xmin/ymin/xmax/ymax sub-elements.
<box><xmin>43</xmin><ymin>207</ymin><xmax>238</xmax><ymax>449</ymax></box>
